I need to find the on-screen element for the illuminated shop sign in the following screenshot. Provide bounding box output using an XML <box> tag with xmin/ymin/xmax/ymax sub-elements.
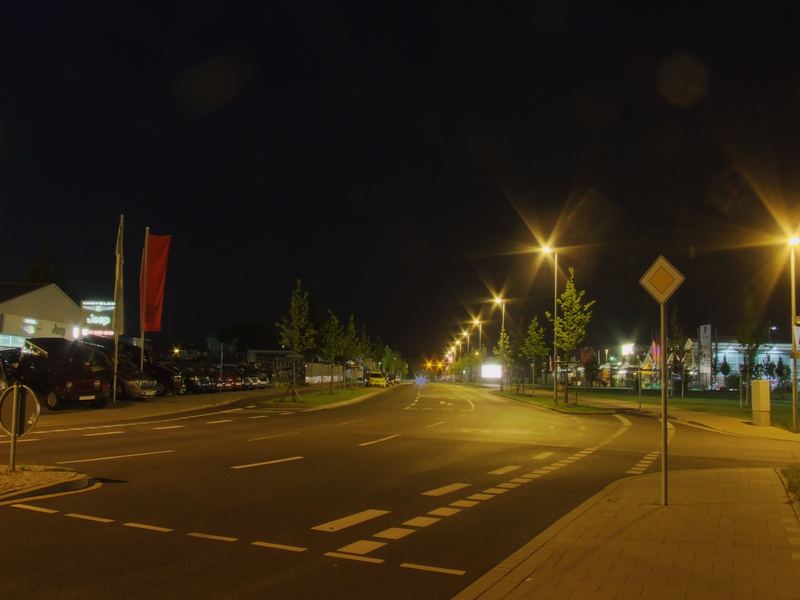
<box><xmin>80</xmin><ymin>300</ymin><xmax>116</xmax><ymax>337</ymax></box>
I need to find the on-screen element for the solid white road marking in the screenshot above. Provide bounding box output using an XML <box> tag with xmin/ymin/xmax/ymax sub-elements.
<box><xmin>248</xmin><ymin>415</ymin><xmax>269</xmax><ymax>419</ymax></box>
<box><xmin>153</xmin><ymin>425</ymin><xmax>184</xmax><ymax>430</ymax></box>
<box><xmin>123</xmin><ymin>522</ymin><xmax>173</xmax><ymax>533</ymax></box>
<box><xmin>421</xmin><ymin>483</ymin><xmax>470</xmax><ymax>497</ymax></box>
<box><xmin>324</xmin><ymin>551</ymin><xmax>383</xmax><ymax>564</ymax></box>
<box><xmin>230</xmin><ymin>456</ymin><xmax>304</xmax><ymax>470</ymax></box>
<box><xmin>188</xmin><ymin>532</ymin><xmax>238</xmax><ymax>542</ymax></box>
<box><xmin>488</xmin><ymin>465</ymin><xmax>521</xmax><ymax>475</ymax></box>
<box><xmin>312</xmin><ymin>509</ymin><xmax>390</xmax><ymax>532</ymax></box>
<box><xmin>358</xmin><ymin>434</ymin><xmax>400</xmax><ymax>447</ymax></box>
<box><xmin>206</xmin><ymin>419</ymin><xmax>232</xmax><ymax>424</ymax></box>
<box><xmin>533</xmin><ymin>452</ymin><xmax>554</xmax><ymax>460</ymax></box>
<box><xmin>82</xmin><ymin>431</ymin><xmax>125</xmax><ymax>437</ymax></box>
<box><xmin>65</xmin><ymin>513</ymin><xmax>114</xmax><ymax>523</ymax></box>
<box><xmin>403</xmin><ymin>516</ymin><xmax>440</xmax><ymax>527</ymax></box>
<box><xmin>425</xmin><ymin>421</ymin><xmax>445</xmax><ymax>429</ymax></box>
<box><xmin>11</xmin><ymin>504</ymin><xmax>57</xmax><ymax>514</ymax></box>
<box><xmin>614</xmin><ymin>414</ymin><xmax>632</xmax><ymax>427</ymax></box>
<box><xmin>57</xmin><ymin>450</ymin><xmax>175</xmax><ymax>464</ymax></box>
<box><xmin>246</xmin><ymin>405</ymin><xmax>256</xmax><ymax>408</ymax></box>
<box><xmin>400</xmin><ymin>563</ymin><xmax>465</xmax><ymax>576</ymax></box>
<box><xmin>374</xmin><ymin>527</ymin><xmax>416</xmax><ymax>540</ymax></box>
<box><xmin>337</xmin><ymin>540</ymin><xmax>386</xmax><ymax>555</ymax></box>
<box><xmin>252</xmin><ymin>541</ymin><xmax>307</xmax><ymax>552</ymax></box>
<box><xmin>0</xmin><ymin>438</ymin><xmax>40</xmax><ymax>443</ymax></box>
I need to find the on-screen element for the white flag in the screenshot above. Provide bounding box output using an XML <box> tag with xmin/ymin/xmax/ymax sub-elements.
<box><xmin>113</xmin><ymin>215</ymin><xmax>125</xmax><ymax>334</ymax></box>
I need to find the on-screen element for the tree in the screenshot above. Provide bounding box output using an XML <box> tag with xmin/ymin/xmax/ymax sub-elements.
<box><xmin>493</xmin><ymin>329</ymin><xmax>513</xmax><ymax>391</ymax></box>
<box><xmin>341</xmin><ymin>315</ymin><xmax>358</xmax><ymax>387</ymax></box>
<box><xmin>319</xmin><ymin>311</ymin><xmax>343</xmax><ymax>394</ymax></box>
<box><xmin>276</xmin><ymin>279</ymin><xmax>317</xmax><ymax>400</ymax></box>
<box><xmin>546</xmin><ymin>267</ymin><xmax>596</xmax><ymax>360</ymax></box>
<box><xmin>519</xmin><ymin>317</ymin><xmax>548</xmax><ymax>396</ymax></box>
<box><xmin>776</xmin><ymin>357</ymin><xmax>791</xmax><ymax>398</ymax></box>
<box><xmin>668</xmin><ymin>306</ymin><xmax>687</xmax><ymax>395</ymax></box>
<box><xmin>735</xmin><ymin>295</ymin><xmax>767</xmax><ymax>404</ymax></box>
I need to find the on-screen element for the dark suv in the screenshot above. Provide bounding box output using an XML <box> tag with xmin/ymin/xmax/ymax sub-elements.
<box><xmin>19</xmin><ymin>338</ymin><xmax>111</xmax><ymax>410</ymax></box>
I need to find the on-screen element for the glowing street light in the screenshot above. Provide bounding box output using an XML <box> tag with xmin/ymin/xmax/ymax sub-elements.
<box><xmin>493</xmin><ymin>296</ymin><xmax>506</xmax><ymax>331</ymax></box>
<box><xmin>473</xmin><ymin>317</ymin><xmax>483</xmax><ymax>388</ymax></box>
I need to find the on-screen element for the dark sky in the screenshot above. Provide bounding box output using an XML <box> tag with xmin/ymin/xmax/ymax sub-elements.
<box><xmin>2</xmin><ymin>3</ymin><xmax>800</xmax><ymax>364</ymax></box>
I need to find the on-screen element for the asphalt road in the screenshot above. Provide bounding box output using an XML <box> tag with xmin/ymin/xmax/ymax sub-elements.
<box><xmin>1</xmin><ymin>383</ymin><xmax>798</xmax><ymax>599</ymax></box>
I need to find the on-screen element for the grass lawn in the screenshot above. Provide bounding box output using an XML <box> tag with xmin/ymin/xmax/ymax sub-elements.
<box><xmin>494</xmin><ymin>390</ymin><xmax>616</xmax><ymax>413</ymax></box>
<box><xmin>292</xmin><ymin>386</ymin><xmax>379</xmax><ymax>407</ymax></box>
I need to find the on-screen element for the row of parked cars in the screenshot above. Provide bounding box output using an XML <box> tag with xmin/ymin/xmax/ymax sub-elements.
<box><xmin>0</xmin><ymin>337</ymin><xmax>271</xmax><ymax>411</ymax></box>
<box><xmin>365</xmin><ymin>372</ymin><xmax>402</xmax><ymax>388</ymax></box>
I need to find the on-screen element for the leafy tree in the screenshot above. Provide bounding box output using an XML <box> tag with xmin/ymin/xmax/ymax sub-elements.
<box><xmin>668</xmin><ymin>306</ymin><xmax>687</xmax><ymax>394</ymax></box>
<box><xmin>519</xmin><ymin>317</ymin><xmax>548</xmax><ymax>395</ymax></box>
<box><xmin>493</xmin><ymin>328</ymin><xmax>513</xmax><ymax>391</ymax></box>
<box><xmin>776</xmin><ymin>357</ymin><xmax>790</xmax><ymax>398</ymax></box>
<box><xmin>341</xmin><ymin>315</ymin><xmax>358</xmax><ymax>387</ymax></box>
<box><xmin>546</xmin><ymin>267</ymin><xmax>596</xmax><ymax>361</ymax></box>
<box><xmin>276</xmin><ymin>279</ymin><xmax>316</xmax><ymax>400</ymax></box>
<box><xmin>319</xmin><ymin>311</ymin><xmax>343</xmax><ymax>393</ymax></box>
<box><xmin>719</xmin><ymin>355</ymin><xmax>731</xmax><ymax>378</ymax></box>
<box><xmin>735</xmin><ymin>295</ymin><xmax>767</xmax><ymax>394</ymax></box>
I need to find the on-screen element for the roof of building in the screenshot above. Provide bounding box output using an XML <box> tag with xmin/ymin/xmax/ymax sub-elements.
<box><xmin>0</xmin><ymin>282</ymin><xmax>48</xmax><ymax>304</ymax></box>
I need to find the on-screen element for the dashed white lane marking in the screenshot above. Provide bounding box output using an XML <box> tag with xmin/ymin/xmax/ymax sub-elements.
<box><xmin>498</xmin><ymin>483</ymin><xmax>520</xmax><ymax>489</ymax></box>
<box><xmin>153</xmin><ymin>425</ymin><xmax>184</xmax><ymax>430</ymax></box>
<box><xmin>12</xmin><ymin>504</ymin><xmax>57</xmax><ymax>514</ymax></box>
<box><xmin>123</xmin><ymin>522</ymin><xmax>173</xmax><ymax>533</ymax></box>
<box><xmin>614</xmin><ymin>414</ymin><xmax>632</xmax><ymax>427</ymax></box>
<box><xmin>483</xmin><ymin>488</ymin><xmax>509</xmax><ymax>495</ymax></box>
<box><xmin>358</xmin><ymin>434</ymin><xmax>400</xmax><ymax>447</ymax></box>
<box><xmin>246</xmin><ymin>405</ymin><xmax>256</xmax><ymax>409</ymax></box>
<box><xmin>429</xmin><ymin>507</ymin><xmax>461</xmax><ymax>517</ymax></box>
<box><xmin>422</xmin><ymin>483</ymin><xmax>470</xmax><ymax>497</ymax></box>
<box><xmin>324</xmin><ymin>551</ymin><xmax>383</xmax><ymax>564</ymax></box>
<box><xmin>188</xmin><ymin>532</ymin><xmax>238</xmax><ymax>542</ymax></box>
<box><xmin>82</xmin><ymin>431</ymin><xmax>125</xmax><ymax>437</ymax></box>
<box><xmin>252</xmin><ymin>541</ymin><xmax>307</xmax><ymax>552</ymax></box>
<box><xmin>248</xmin><ymin>415</ymin><xmax>270</xmax><ymax>419</ymax></box>
<box><xmin>488</xmin><ymin>465</ymin><xmax>521</xmax><ymax>475</ymax></box>
<box><xmin>627</xmin><ymin>451</ymin><xmax>660</xmax><ymax>475</ymax></box>
<box><xmin>467</xmin><ymin>493</ymin><xmax>495</xmax><ymax>501</ymax></box>
<box><xmin>57</xmin><ymin>450</ymin><xmax>175</xmax><ymax>465</ymax></box>
<box><xmin>425</xmin><ymin>421</ymin><xmax>445</xmax><ymax>429</ymax></box>
<box><xmin>374</xmin><ymin>527</ymin><xmax>416</xmax><ymax>540</ymax></box>
<box><xmin>337</xmin><ymin>540</ymin><xmax>386</xmax><ymax>555</ymax></box>
<box><xmin>510</xmin><ymin>478</ymin><xmax>531</xmax><ymax>484</ymax></box>
<box><xmin>312</xmin><ymin>509</ymin><xmax>390</xmax><ymax>532</ymax></box>
<box><xmin>400</xmin><ymin>562</ymin><xmax>465</xmax><ymax>576</ymax></box>
<box><xmin>230</xmin><ymin>456</ymin><xmax>304</xmax><ymax>470</ymax></box>
<box><xmin>206</xmin><ymin>419</ymin><xmax>232</xmax><ymax>424</ymax></box>
<box><xmin>404</xmin><ymin>516</ymin><xmax>440</xmax><ymax>527</ymax></box>
<box><xmin>533</xmin><ymin>451</ymin><xmax>554</xmax><ymax>460</ymax></box>
<box><xmin>451</xmin><ymin>500</ymin><xmax>479</xmax><ymax>508</ymax></box>
<box><xmin>36</xmin><ymin>407</ymin><xmax>244</xmax><ymax>434</ymax></box>
<box><xmin>247</xmin><ymin>432</ymin><xmax>300</xmax><ymax>442</ymax></box>
<box><xmin>65</xmin><ymin>513</ymin><xmax>114</xmax><ymax>523</ymax></box>
<box><xmin>0</xmin><ymin>438</ymin><xmax>40</xmax><ymax>443</ymax></box>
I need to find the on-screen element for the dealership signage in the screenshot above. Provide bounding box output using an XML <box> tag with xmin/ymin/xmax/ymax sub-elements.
<box><xmin>80</xmin><ymin>300</ymin><xmax>116</xmax><ymax>337</ymax></box>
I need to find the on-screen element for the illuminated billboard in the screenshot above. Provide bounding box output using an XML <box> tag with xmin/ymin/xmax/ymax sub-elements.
<box><xmin>80</xmin><ymin>300</ymin><xmax>115</xmax><ymax>337</ymax></box>
<box><xmin>481</xmin><ymin>364</ymin><xmax>502</xmax><ymax>379</ymax></box>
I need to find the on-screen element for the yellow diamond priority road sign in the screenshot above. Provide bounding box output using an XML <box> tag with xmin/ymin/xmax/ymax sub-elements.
<box><xmin>640</xmin><ymin>255</ymin><xmax>684</xmax><ymax>305</ymax></box>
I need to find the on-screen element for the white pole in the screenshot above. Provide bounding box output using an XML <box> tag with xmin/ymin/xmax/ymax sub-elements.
<box><xmin>140</xmin><ymin>226</ymin><xmax>149</xmax><ymax>372</ymax></box>
<box><xmin>661</xmin><ymin>301</ymin><xmax>668</xmax><ymax>506</ymax></box>
<box><xmin>9</xmin><ymin>384</ymin><xmax>19</xmax><ymax>472</ymax></box>
<box><xmin>791</xmin><ymin>244</ymin><xmax>797</xmax><ymax>433</ymax></box>
<box><xmin>553</xmin><ymin>252</ymin><xmax>558</xmax><ymax>402</ymax></box>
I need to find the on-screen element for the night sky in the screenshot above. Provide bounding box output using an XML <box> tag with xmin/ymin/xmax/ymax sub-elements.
<box><xmin>2</xmin><ymin>3</ymin><xmax>800</xmax><ymax>363</ymax></box>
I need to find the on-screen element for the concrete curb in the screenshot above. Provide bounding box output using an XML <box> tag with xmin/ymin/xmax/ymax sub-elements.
<box><xmin>453</xmin><ymin>473</ymin><xmax>642</xmax><ymax>600</ymax></box>
<box><xmin>0</xmin><ymin>471</ymin><xmax>89</xmax><ymax>503</ymax></box>
<box><xmin>491</xmin><ymin>391</ymin><xmax>618</xmax><ymax>416</ymax></box>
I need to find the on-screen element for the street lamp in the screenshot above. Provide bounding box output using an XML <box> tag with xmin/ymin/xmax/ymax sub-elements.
<box><xmin>790</xmin><ymin>236</ymin><xmax>799</xmax><ymax>432</ymax></box>
<box><xmin>493</xmin><ymin>296</ymin><xmax>506</xmax><ymax>331</ymax></box>
<box><xmin>473</xmin><ymin>317</ymin><xmax>483</xmax><ymax>387</ymax></box>
<box><xmin>462</xmin><ymin>330</ymin><xmax>470</xmax><ymax>383</ymax></box>
<box><xmin>543</xmin><ymin>246</ymin><xmax>558</xmax><ymax>401</ymax></box>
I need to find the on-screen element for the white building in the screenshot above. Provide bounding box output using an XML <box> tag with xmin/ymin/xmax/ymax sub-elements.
<box><xmin>0</xmin><ymin>283</ymin><xmax>82</xmax><ymax>349</ymax></box>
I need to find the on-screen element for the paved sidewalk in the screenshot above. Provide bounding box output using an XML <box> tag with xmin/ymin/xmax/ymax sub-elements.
<box><xmin>455</xmin><ymin>468</ymin><xmax>800</xmax><ymax>600</ymax></box>
<box><xmin>574</xmin><ymin>395</ymin><xmax>800</xmax><ymax>443</ymax></box>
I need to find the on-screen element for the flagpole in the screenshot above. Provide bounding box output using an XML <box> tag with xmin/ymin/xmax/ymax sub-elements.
<box><xmin>113</xmin><ymin>214</ymin><xmax>125</xmax><ymax>404</ymax></box>
<box><xmin>140</xmin><ymin>226</ymin><xmax>149</xmax><ymax>371</ymax></box>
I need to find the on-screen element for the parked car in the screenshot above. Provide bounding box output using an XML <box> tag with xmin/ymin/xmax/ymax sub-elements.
<box><xmin>113</xmin><ymin>357</ymin><xmax>159</xmax><ymax>400</ymax></box>
<box><xmin>239</xmin><ymin>365</ymin><xmax>267</xmax><ymax>389</ymax></box>
<box><xmin>211</xmin><ymin>364</ymin><xmax>244</xmax><ymax>391</ymax></box>
<box><xmin>19</xmin><ymin>338</ymin><xmax>111</xmax><ymax>410</ymax></box>
<box><xmin>152</xmin><ymin>362</ymin><xmax>187</xmax><ymax>395</ymax></box>
<box><xmin>366</xmin><ymin>371</ymin><xmax>388</xmax><ymax>388</ymax></box>
<box><xmin>178</xmin><ymin>364</ymin><xmax>213</xmax><ymax>394</ymax></box>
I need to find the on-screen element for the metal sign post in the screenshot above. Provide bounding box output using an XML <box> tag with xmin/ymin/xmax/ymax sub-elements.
<box><xmin>0</xmin><ymin>384</ymin><xmax>40</xmax><ymax>472</ymax></box>
<box><xmin>640</xmin><ymin>256</ymin><xmax>685</xmax><ymax>507</ymax></box>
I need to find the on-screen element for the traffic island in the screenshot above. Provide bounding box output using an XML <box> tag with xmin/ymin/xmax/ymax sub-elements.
<box><xmin>0</xmin><ymin>465</ymin><xmax>88</xmax><ymax>502</ymax></box>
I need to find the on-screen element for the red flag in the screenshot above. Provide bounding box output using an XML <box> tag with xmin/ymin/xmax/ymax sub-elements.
<box><xmin>140</xmin><ymin>233</ymin><xmax>171</xmax><ymax>332</ymax></box>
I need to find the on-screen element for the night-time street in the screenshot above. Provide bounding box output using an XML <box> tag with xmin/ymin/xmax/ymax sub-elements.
<box><xmin>1</xmin><ymin>384</ymin><xmax>798</xmax><ymax>599</ymax></box>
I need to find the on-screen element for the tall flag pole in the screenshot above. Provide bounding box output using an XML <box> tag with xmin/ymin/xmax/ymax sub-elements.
<box><xmin>139</xmin><ymin>226</ymin><xmax>149</xmax><ymax>371</ymax></box>
<box><xmin>112</xmin><ymin>215</ymin><xmax>125</xmax><ymax>404</ymax></box>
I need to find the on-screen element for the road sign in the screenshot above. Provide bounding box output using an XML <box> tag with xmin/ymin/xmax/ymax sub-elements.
<box><xmin>0</xmin><ymin>385</ymin><xmax>40</xmax><ymax>437</ymax></box>
<box><xmin>640</xmin><ymin>255</ymin><xmax>685</xmax><ymax>304</ymax></box>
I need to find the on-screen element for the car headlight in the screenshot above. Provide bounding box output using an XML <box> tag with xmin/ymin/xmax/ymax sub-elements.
<box><xmin>93</xmin><ymin>380</ymin><xmax>101</xmax><ymax>389</ymax></box>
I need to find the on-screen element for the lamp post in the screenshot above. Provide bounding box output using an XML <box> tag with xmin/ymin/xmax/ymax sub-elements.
<box><xmin>543</xmin><ymin>247</ymin><xmax>558</xmax><ymax>401</ymax></box>
<box><xmin>790</xmin><ymin>236</ymin><xmax>799</xmax><ymax>433</ymax></box>
<box><xmin>473</xmin><ymin>318</ymin><xmax>482</xmax><ymax>387</ymax></box>
<box><xmin>494</xmin><ymin>296</ymin><xmax>506</xmax><ymax>331</ymax></box>
<box><xmin>462</xmin><ymin>330</ymin><xmax>470</xmax><ymax>383</ymax></box>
